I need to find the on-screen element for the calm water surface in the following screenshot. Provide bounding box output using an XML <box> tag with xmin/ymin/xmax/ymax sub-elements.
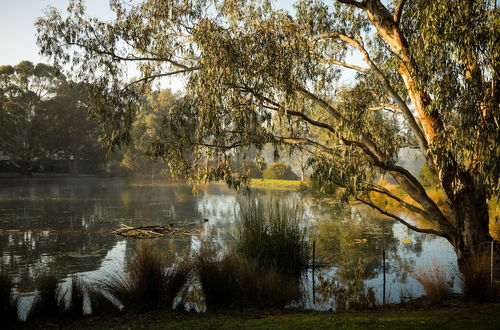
<box><xmin>0</xmin><ymin>177</ymin><xmax>458</xmax><ymax>311</ymax></box>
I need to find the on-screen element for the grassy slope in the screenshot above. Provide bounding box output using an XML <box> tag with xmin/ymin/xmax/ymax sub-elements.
<box><xmin>33</xmin><ymin>305</ymin><xmax>500</xmax><ymax>329</ymax></box>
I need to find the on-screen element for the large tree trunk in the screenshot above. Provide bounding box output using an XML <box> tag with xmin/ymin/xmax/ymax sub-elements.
<box><xmin>449</xmin><ymin>187</ymin><xmax>492</xmax><ymax>272</ymax></box>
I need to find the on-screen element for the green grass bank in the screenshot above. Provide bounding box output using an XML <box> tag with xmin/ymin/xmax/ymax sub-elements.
<box><xmin>25</xmin><ymin>304</ymin><xmax>500</xmax><ymax>329</ymax></box>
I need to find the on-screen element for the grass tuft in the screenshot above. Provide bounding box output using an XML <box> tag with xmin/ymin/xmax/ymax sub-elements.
<box><xmin>103</xmin><ymin>244</ymin><xmax>190</xmax><ymax>313</ymax></box>
<box><xmin>194</xmin><ymin>247</ymin><xmax>301</xmax><ymax>310</ymax></box>
<box><xmin>235</xmin><ymin>199</ymin><xmax>311</xmax><ymax>278</ymax></box>
<box><xmin>412</xmin><ymin>261</ymin><xmax>454</xmax><ymax>304</ymax></box>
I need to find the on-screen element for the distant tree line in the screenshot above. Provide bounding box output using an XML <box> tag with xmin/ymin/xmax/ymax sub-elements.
<box><xmin>0</xmin><ymin>61</ymin><xmax>175</xmax><ymax>176</ymax></box>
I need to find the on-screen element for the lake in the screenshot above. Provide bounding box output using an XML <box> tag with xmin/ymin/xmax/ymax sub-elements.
<box><xmin>0</xmin><ymin>177</ymin><xmax>458</xmax><ymax>313</ymax></box>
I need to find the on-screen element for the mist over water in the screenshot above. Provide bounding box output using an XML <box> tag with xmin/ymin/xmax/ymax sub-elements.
<box><xmin>0</xmin><ymin>177</ymin><xmax>457</xmax><ymax>311</ymax></box>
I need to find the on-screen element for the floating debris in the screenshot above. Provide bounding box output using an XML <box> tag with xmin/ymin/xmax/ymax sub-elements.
<box><xmin>112</xmin><ymin>223</ymin><xmax>203</xmax><ymax>239</ymax></box>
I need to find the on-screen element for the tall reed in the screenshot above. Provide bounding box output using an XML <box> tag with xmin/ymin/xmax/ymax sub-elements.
<box><xmin>103</xmin><ymin>244</ymin><xmax>190</xmax><ymax>313</ymax></box>
<box><xmin>0</xmin><ymin>269</ymin><xmax>19</xmax><ymax>325</ymax></box>
<box><xmin>235</xmin><ymin>199</ymin><xmax>311</xmax><ymax>278</ymax></box>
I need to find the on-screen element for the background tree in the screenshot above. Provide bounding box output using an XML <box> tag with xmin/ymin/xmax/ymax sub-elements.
<box><xmin>0</xmin><ymin>61</ymin><xmax>63</xmax><ymax>174</ymax></box>
<box><xmin>35</xmin><ymin>0</ymin><xmax>500</xmax><ymax>269</ymax></box>
<box><xmin>121</xmin><ymin>89</ymin><xmax>176</xmax><ymax>176</ymax></box>
<box><xmin>40</xmin><ymin>82</ymin><xmax>106</xmax><ymax>175</ymax></box>
<box><xmin>263</xmin><ymin>162</ymin><xmax>299</xmax><ymax>180</ymax></box>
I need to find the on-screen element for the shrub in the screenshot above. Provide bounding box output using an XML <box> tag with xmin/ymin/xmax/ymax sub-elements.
<box><xmin>459</xmin><ymin>252</ymin><xmax>497</xmax><ymax>302</ymax></box>
<box><xmin>0</xmin><ymin>269</ymin><xmax>19</xmax><ymax>325</ymax></box>
<box><xmin>103</xmin><ymin>244</ymin><xmax>190</xmax><ymax>313</ymax></box>
<box><xmin>412</xmin><ymin>261</ymin><xmax>454</xmax><ymax>304</ymax></box>
<box><xmin>235</xmin><ymin>199</ymin><xmax>311</xmax><ymax>278</ymax></box>
<box><xmin>194</xmin><ymin>247</ymin><xmax>301</xmax><ymax>310</ymax></box>
<box><xmin>262</xmin><ymin>162</ymin><xmax>298</xmax><ymax>180</ymax></box>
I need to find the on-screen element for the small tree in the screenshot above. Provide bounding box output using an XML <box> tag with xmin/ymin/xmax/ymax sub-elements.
<box><xmin>263</xmin><ymin>162</ymin><xmax>298</xmax><ymax>180</ymax></box>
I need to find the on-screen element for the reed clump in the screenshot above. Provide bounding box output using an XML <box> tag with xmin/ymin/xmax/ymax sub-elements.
<box><xmin>103</xmin><ymin>244</ymin><xmax>190</xmax><ymax>313</ymax></box>
<box><xmin>235</xmin><ymin>200</ymin><xmax>311</xmax><ymax>278</ymax></box>
<box><xmin>0</xmin><ymin>269</ymin><xmax>19</xmax><ymax>325</ymax></box>
<box><xmin>459</xmin><ymin>253</ymin><xmax>497</xmax><ymax>302</ymax></box>
<box><xmin>194</xmin><ymin>248</ymin><xmax>301</xmax><ymax>309</ymax></box>
<box><xmin>412</xmin><ymin>262</ymin><xmax>454</xmax><ymax>304</ymax></box>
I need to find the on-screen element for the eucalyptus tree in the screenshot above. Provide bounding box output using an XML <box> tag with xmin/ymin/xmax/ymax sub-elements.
<box><xmin>36</xmin><ymin>0</ymin><xmax>499</xmax><ymax>268</ymax></box>
<box><xmin>0</xmin><ymin>61</ymin><xmax>63</xmax><ymax>174</ymax></box>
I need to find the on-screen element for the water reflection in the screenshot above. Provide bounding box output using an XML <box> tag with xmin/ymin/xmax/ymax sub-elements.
<box><xmin>0</xmin><ymin>178</ymin><xmax>457</xmax><ymax>310</ymax></box>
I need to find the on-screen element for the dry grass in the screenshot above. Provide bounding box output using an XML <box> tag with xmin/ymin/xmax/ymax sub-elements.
<box><xmin>412</xmin><ymin>262</ymin><xmax>454</xmax><ymax>304</ymax></box>
<box><xmin>459</xmin><ymin>253</ymin><xmax>497</xmax><ymax>302</ymax></box>
<box><xmin>0</xmin><ymin>269</ymin><xmax>19</xmax><ymax>325</ymax></box>
<box><xmin>103</xmin><ymin>244</ymin><xmax>190</xmax><ymax>313</ymax></box>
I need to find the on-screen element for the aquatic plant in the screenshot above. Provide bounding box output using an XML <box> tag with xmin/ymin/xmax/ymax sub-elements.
<box><xmin>103</xmin><ymin>244</ymin><xmax>190</xmax><ymax>313</ymax></box>
<box><xmin>0</xmin><ymin>269</ymin><xmax>19</xmax><ymax>325</ymax></box>
<box><xmin>235</xmin><ymin>199</ymin><xmax>311</xmax><ymax>278</ymax></box>
<box><xmin>412</xmin><ymin>261</ymin><xmax>454</xmax><ymax>304</ymax></box>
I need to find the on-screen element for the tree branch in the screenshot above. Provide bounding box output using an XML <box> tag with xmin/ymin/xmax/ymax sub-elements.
<box><xmin>337</xmin><ymin>0</ymin><xmax>364</xmax><ymax>8</ymax></box>
<box><xmin>320</xmin><ymin>59</ymin><xmax>370</xmax><ymax>73</ymax></box>
<box><xmin>393</xmin><ymin>0</ymin><xmax>407</xmax><ymax>25</ymax></box>
<box><xmin>120</xmin><ymin>68</ymin><xmax>198</xmax><ymax>92</ymax></box>
<box><xmin>355</xmin><ymin>197</ymin><xmax>448</xmax><ymax>239</ymax></box>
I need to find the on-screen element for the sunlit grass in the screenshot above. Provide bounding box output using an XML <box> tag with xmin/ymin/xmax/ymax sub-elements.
<box><xmin>248</xmin><ymin>179</ymin><xmax>303</xmax><ymax>191</ymax></box>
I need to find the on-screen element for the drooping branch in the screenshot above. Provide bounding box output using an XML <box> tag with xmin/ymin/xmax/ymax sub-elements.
<box><xmin>364</xmin><ymin>183</ymin><xmax>430</xmax><ymax>218</ymax></box>
<box><xmin>355</xmin><ymin>197</ymin><xmax>449</xmax><ymax>239</ymax></box>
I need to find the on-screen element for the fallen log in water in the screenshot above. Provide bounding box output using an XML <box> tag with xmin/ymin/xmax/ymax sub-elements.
<box><xmin>112</xmin><ymin>223</ymin><xmax>203</xmax><ymax>239</ymax></box>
